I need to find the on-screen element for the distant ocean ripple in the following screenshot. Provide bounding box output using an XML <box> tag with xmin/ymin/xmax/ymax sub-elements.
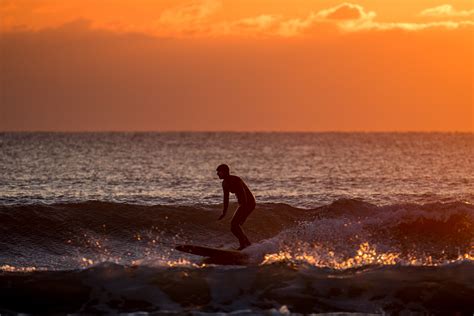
<box><xmin>1</xmin><ymin>132</ymin><xmax>473</xmax><ymax>206</ymax></box>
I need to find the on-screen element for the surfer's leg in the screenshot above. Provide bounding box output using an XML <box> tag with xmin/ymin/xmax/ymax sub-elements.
<box><xmin>231</xmin><ymin>205</ymin><xmax>253</xmax><ymax>249</ymax></box>
<box><xmin>239</xmin><ymin>201</ymin><xmax>255</xmax><ymax>225</ymax></box>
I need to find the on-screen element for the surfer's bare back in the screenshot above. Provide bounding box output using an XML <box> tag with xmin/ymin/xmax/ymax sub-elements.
<box><xmin>216</xmin><ymin>164</ymin><xmax>256</xmax><ymax>250</ymax></box>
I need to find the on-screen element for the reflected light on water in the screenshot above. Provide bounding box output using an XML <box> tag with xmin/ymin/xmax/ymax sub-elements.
<box><xmin>261</xmin><ymin>242</ymin><xmax>474</xmax><ymax>269</ymax></box>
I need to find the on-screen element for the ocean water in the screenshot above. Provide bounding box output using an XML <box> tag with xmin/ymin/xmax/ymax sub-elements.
<box><xmin>0</xmin><ymin>132</ymin><xmax>473</xmax><ymax>314</ymax></box>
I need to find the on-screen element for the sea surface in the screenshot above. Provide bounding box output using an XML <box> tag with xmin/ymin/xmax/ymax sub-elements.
<box><xmin>0</xmin><ymin>132</ymin><xmax>473</xmax><ymax>314</ymax></box>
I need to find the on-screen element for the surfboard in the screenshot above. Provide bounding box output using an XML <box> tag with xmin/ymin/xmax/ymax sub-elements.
<box><xmin>175</xmin><ymin>244</ymin><xmax>249</xmax><ymax>265</ymax></box>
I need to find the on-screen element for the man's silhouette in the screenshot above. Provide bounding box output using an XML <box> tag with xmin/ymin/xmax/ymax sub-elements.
<box><xmin>216</xmin><ymin>164</ymin><xmax>256</xmax><ymax>250</ymax></box>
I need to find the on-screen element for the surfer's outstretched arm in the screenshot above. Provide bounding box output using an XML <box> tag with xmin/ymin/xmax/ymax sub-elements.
<box><xmin>218</xmin><ymin>186</ymin><xmax>229</xmax><ymax>220</ymax></box>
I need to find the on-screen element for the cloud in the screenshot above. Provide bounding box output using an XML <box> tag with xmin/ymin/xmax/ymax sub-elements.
<box><xmin>280</xmin><ymin>3</ymin><xmax>473</xmax><ymax>35</ymax></box>
<box><xmin>361</xmin><ymin>20</ymin><xmax>474</xmax><ymax>32</ymax></box>
<box><xmin>234</xmin><ymin>14</ymin><xmax>279</xmax><ymax>29</ymax></box>
<box><xmin>225</xmin><ymin>3</ymin><xmax>377</xmax><ymax>38</ymax></box>
<box><xmin>158</xmin><ymin>0</ymin><xmax>221</xmax><ymax>25</ymax></box>
<box><xmin>2</xmin><ymin>1</ymin><xmax>473</xmax><ymax>38</ymax></box>
<box><xmin>154</xmin><ymin>0</ymin><xmax>221</xmax><ymax>36</ymax></box>
<box><xmin>222</xmin><ymin>3</ymin><xmax>471</xmax><ymax>37</ymax></box>
<box><xmin>317</xmin><ymin>2</ymin><xmax>376</xmax><ymax>21</ymax></box>
<box><xmin>213</xmin><ymin>14</ymin><xmax>282</xmax><ymax>37</ymax></box>
<box><xmin>153</xmin><ymin>1</ymin><xmax>380</xmax><ymax>37</ymax></box>
<box><xmin>277</xmin><ymin>15</ymin><xmax>316</xmax><ymax>37</ymax></box>
<box><xmin>420</xmin><ymin>5</ymin><xmax>474</xmax><ymax>17</ymax></box>
<box><xmin>311</xmin><ymin>3</ymin><xmax>474</xmax><ymax>33</ymax></box>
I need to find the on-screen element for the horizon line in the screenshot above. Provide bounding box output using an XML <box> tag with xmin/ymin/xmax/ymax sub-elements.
<box><xmin>1</xmin><ymin>130</ymin><xmax>473</xmax><ymax>134</ymax></box>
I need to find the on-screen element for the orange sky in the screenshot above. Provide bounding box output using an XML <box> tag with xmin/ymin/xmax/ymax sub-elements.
<box><xmin>1</xmin><ymin>0</ymin><xmax>473</xmax><ymax>131</ymax></box>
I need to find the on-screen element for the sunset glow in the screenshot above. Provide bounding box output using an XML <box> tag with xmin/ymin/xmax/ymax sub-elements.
<box><xmin>1</xmin><ymin>0</ymin><xmax>473</xmax><ymax>131</ymax></box>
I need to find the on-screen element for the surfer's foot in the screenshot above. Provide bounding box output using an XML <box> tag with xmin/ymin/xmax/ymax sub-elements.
<box><xmin>237</xmin><ymin>243</ymin><xmax>251</xmax><ymax>251</ymax></box>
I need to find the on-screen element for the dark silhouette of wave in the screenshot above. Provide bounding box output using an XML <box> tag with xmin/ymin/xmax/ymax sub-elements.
<box><xmin>1</xmin><ymin>261</ymin><xmax>473</xmax><ymax>314</ymax></box>
<box><xmin>1</xmin><ymin>199</ymin><xmax>472</xmax><ymax>267</ymax></box>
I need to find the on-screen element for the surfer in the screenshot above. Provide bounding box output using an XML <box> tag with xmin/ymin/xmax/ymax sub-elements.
<box><xmin>216</xmin><ymin>164</ymin><xmax>256</xmax><ymax>250</ymax></box>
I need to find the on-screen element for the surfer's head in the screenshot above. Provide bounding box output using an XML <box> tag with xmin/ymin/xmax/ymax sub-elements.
<box><xmin>216</xmin><ymin>164</ymin><xmax>230</xmax><ymax>179</ymax></box>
